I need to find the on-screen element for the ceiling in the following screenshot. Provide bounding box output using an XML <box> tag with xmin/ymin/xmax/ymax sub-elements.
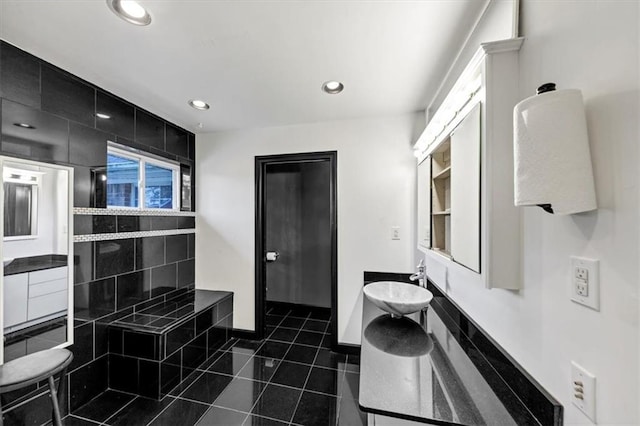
<box><xmin>0</xmin><ymin>0</ymin><xmax>487</xmax><ymax>133</ymax></box>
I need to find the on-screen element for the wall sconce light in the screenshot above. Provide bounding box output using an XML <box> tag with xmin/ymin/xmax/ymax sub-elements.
<box><xmin>513</xmin><ymin>83</ymin><xmax>597</xmax><ymax>215</ymax></box>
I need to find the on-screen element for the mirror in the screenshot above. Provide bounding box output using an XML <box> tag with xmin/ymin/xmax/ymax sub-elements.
<box><xmin>0</xmin><ymin>156</ymin><xmax>74</xmax><ymax>364</ymax></box>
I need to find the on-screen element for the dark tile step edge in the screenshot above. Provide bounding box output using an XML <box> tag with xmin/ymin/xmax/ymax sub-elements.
<box><xmin>426</xmin><ymin>281</ymin><xmax>563</xmax><ymax>426</ymax></box>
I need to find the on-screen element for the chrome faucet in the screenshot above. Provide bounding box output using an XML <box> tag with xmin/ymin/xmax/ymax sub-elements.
<box><xmin>409</xmin><ymin>259</ymin><xmax>426</xmax><ymax>287</ymax></box>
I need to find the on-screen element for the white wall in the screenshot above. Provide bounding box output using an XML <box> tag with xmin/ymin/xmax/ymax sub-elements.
<box><xmin>422</xmin><ymin>1</ymin><xmax>639</xmax><ymax>424</ymax></box>
<box><xmin>196</xmin><ymin>114</ymin><xmax>418</xmax><ymax>343</ymax></box>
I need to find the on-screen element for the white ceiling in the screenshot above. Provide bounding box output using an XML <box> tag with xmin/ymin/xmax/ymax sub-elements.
<box><xmin>0</xmin><ymin>0</ymin><xmax>487</xmax><ymax>133</ymax></box>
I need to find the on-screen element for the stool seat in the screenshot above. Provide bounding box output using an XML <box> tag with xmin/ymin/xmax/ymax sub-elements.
<box><xmin>0</xmin><ymin>349</ymin><xmax>73</xmax><ymax>426</ymax></box>
<box><xmin>0</xmin><ymin>349</ymin><xmax>72</xmax><ymax>392</ymax></box>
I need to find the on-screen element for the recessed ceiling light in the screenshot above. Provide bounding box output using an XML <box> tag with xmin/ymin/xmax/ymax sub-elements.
<box><xmin>322</xmin><ymin>81</ymin><xmax>344</xmax><ymax>94</ymax></box>
<box><xmin>188</xmin><ymin>99</ymin><xmax>210</xmax><ymax>110</ymax></box>
<box><xmin>107</xmin><ymin>0</ymin><xmax>152</xmax><ymax>26</ymax></box>
<box><xmin>13</xmin><ymin>123</ymin><xmax>35</xmax><ymax>129</ymax></box>
<box><xmin>96</xmin><ymin>113</ymin><xmax>112</xmax><ymax>119</ymax></box>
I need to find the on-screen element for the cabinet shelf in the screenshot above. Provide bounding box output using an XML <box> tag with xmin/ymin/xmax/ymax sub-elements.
<box><xmin>432</xmin><ymin>210</ymin><xmax>450</xmax><ymax>216</ymax></box>
<box><xmin>432</xmin><ymin>166</ymin><xmax>451</xmax><ymax>180</ymax></box>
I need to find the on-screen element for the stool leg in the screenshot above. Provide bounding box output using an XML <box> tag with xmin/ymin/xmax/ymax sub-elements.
<box><xmin>48</xmin><ymin>376</ymin><xmax>62</xmax><ymax>426</ymax></box>
<box><xmin>57</xmin><ymin>367</ymin><xmax>68</xmax><ymax>420</ymax></box>
<box><xmin>0</xmin><ymin>394</ymin><xmax>4</xmax><ymax>426</ymax></box>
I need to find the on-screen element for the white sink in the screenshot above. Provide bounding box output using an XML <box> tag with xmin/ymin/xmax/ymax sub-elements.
<box><xmin>364</xmin><ymin>281</ymin><xmax>433</xmax><ymax>318</ymax></box>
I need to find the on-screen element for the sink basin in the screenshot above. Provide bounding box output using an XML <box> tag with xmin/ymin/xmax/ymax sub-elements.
<box><xmin>364</xmin><ymin>281</ymin><xmax>433</xmax><ymax>318</ymax></box>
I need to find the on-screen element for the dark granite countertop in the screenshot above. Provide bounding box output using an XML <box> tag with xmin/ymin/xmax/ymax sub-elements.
<box><xmin>110</xmin><ymin>289</ymin><xmax>233</xmax><ymax>334</ymax></box>
<box><xmin>4</xmin><ymin>254</ymin><xmax>68</xmax><ymax>276</ymax></box>
<box><xmin>360</xmin><ymin>289</ymin><xmax>540</xmax><ymax>425</ymax></box>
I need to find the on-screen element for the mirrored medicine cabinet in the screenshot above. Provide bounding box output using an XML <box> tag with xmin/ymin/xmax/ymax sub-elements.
<box><xmin>0</xmin><ymin>156</ymin><xmax>74</xmax><ymax>364</ymax></box>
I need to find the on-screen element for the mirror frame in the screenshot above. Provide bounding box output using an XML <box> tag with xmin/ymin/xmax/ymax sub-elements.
<box><xmin>0</xmin><ymin>156</ymin><xmax>74</xmax><ymax>364</ymax></box>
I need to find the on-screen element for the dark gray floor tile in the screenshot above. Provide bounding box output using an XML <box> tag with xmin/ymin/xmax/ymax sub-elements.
<box><xmin>251</xmin><ymin>383</ymin><xmax>301</xmax><ymax>423</ymax></box>
<box><xmin>108</xmin><ymin>396</ymin><xmax>175</xmax><ymax>426</ymax></box>
<box><xmin>207</xmin><ymin>352</ymin><xmax>252</xmax><ymax>376</ymax></box>
<box><xmin>268</xmin><ymin>327</ymin><xmax>298</xmax><ymax>343</ymax></box>
<box><xmin>295</xmin><ymin>331</ymin><xmax>324</xmax><ymax>347</ymax></box>
<box><xmin>340</xmin><ymin>371</ymin><xmax>360</xmax><ymax>400</ymax></box>
<box><xmin>280</xmin><ymin>317</ymin><xmax>305</xmax><ymax>329</ymax></box>
<box><xmin>305</xmin><ymin>367</ymin><xmax>341</xmax><ymax>396</ymax></box>
<box><xmin>284</xmin><ymin>344</ymin><xmax>318</xmax><ymax>365</ymax></box>
<box><xmin>302</xmin><ymin>320</ymin><xmax>328</xmax><ymax>333</ymax></box>
<box><xmin>213</xmin><ymin>378</ymin><xmax>267</xmax><ymax>413</ymax></box>
<box><xmin>148</xmin><ymin>398</ymin><xmax>208</xmax><ymax>426</ymax></box>
<box><xmin>181</xmin><ymin>372</ymin><xmax>233</xmax><ymax>404</ymax></box>
<box><xmin>337</xmin><ymin>397</ymin><xmax>367</xmax><ymax>426</ymax></box>
<box><xmin>238</xmin><ymin>356</ymin><xmax>281</xmax><ymax>382</ymax></box>
<box><xmin>61</xmin><ymin>415</ymin><xmax>101</xmax><ymax>426</ymax></box>
<box><xmin>196</xmin><ymin>405</ymin><xmax>247</xmax><ymax>425</ymax></box>
<box><xmin>314</xmin><ymin>348</ymin><xmax>347</xmax><ymax>370</ymax></box>
<box><xmin>243</xmin><ymin>414</ymin><xmax>289</xmax><ymax>425</ymax></box>
<box><xmin>73</xmin><ymin>390</ymin><xmax>135</xmax><ymax>423</ymax></box>
<box><xmin>271</xmin><ymin>361</ymin><xmax>310</xmax><ymax>389</ymax></box>
<box><xmin>292</xmin><ymin>391</ymin><xmax>339</xmax><ymax>426</ymax></box>
<box><xmin>255</xmin><ymin>341</ymin><xmax>290</xmax><ymax>359</ymax></box>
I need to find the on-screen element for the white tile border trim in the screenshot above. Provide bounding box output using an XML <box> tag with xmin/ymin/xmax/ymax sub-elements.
<box><xmin>74</xmin><ymin>228</ymin><xmax>195</xmax><ymax>242</ymax></box>
<box><xmin>73</xmin><ymin>207</ymin><xmax>196</xmax><ymax>217</ymax></box>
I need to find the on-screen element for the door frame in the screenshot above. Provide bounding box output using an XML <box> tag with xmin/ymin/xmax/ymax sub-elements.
<box><xmin>254</xmin><ymin>151</ymin><xmax>337</xmax><ymax>347</ymax></box>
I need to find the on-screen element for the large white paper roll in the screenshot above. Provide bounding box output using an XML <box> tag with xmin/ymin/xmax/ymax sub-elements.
<box><xmin>513</xmin><ymin>89</ymin><xmax>597</xmax><ymax>214</ymax></box>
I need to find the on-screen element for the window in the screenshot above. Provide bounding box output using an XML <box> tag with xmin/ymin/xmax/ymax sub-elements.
<box><xmin>107</xmin><ymin>145</ymin><xmax>179</xmax><ymax>210</ymax></box>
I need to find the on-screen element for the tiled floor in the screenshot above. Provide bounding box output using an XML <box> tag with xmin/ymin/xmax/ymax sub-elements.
<box><xmin>65</xmin><ymin>306</ymin><xmax>367</xmax><ymax>426</ymax></box>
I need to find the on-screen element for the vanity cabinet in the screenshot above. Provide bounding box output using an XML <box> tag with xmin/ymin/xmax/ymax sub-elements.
<box><xmin>415</xmin><ymin>38</ymin><xmax>523</xmax><ymax>289</ymax></box>
<box><xmin>4</xmin><ymin>273</ymin><xmax>28</xmax><ymax>328</ymax></box>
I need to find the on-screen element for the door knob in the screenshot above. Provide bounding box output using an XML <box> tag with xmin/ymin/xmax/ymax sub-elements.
<box><xmin>266</xmin><ymin>251</ymin><xmax>279</xmax><ymax>262</ymax></box>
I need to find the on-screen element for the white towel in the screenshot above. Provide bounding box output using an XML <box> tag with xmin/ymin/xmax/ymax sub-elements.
<box><xmin>513</xmin><ymin>89</ymin><xmax>597</xmax><ymax>215</ymax></box>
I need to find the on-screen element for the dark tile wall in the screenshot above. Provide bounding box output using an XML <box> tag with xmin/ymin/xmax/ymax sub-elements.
<box><xmin>0</xmin><ymin>39</ymin><xmax>201</xmax><ymax>424</ymax></box>
<box><xmin>0</xmin><ymin>40</ymin><xmax>196</xmax><ymax>210</ymax></box>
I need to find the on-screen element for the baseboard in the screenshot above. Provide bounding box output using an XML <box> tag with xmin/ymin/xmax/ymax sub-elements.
<box><xmin>334</xmin><ymin>342</ymin><xmax>360</xmax><ymax>355</ymax></box>
<box><xmin>232</xmin><ymin>329</ymin><xmax>258</xmax><ymax>340</ymax></box>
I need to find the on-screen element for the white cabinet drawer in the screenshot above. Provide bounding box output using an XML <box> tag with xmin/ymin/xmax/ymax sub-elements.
<box><xmin>29</xmin><ymin>266</ymin><xmax>68</xmax><ymax>285</ymax></box>
<box><xmin>27</xmin><ymin>290</ymin><xmax>67</xmax><ymax>320</ymax></box>
<box><xmin>4</xmin><ymin>273</ymin><xmax>29</xmax><ymax>328</ymax></box>
<box><xmin>29</xmin><ymin>278</ymin><xmax>67</xmax><ymax>298</ymax></box>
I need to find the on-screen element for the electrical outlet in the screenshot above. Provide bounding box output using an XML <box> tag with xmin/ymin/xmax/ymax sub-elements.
<box><xmin>391</xmin><ymin>226</ymin><xmax>400</xmax><ymax>240</ymax></box>
<box><xmin>570</xmin><ymin>257</ymin><xmax>599</xmax><ymax>311</ymax></box>
<box><xmin>571</xmin><ymin>361</ymin><xmax>596</xmax><ymax>422</ymax></box>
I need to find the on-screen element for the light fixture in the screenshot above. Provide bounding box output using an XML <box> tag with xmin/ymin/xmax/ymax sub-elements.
<box><xmin>107</xmin><ymin>0</ymin><xmax>152</xmax><ymax>26</ymax></box>
<box><xmin>96</xmin><ymin>113</ymin><xmax>112</xmax><ymax>119</ymax></box>
<box><xmin>13</xmin><ymin>123</ymin><xmax>35</xmax><ymax>129</ymax></box>
<box><xmin>322</xmin><ymin>81</ymin><xmax>344</xmax><ymax>94</ymax></box>
<box><xmin>188</xmin><ymin>99</ymin><xmax>210</xmax><ymax>110</ymax></box>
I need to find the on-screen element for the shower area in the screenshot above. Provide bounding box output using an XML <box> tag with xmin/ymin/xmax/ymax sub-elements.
<box><xmin>255</xmin><ymin>152</ymin><xmax>337</xmax><ymax>345</ymax></box>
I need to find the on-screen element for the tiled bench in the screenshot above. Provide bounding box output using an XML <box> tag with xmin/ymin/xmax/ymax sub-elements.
<box><xmin>107</xmin><ymin>289</ymin><xmax>233</xmax><ymax>399</ymax></box>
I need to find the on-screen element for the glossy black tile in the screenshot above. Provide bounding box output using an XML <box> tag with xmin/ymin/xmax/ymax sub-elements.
<box><xmin>92</xmin><ymin>215</ymin><xmax>117</xmax><ymax>233</ymax></box>
<box><xmin>138</xmin><ymin>359</ymin><xmax>161</xmax><ymax>398</ymax></box>
<box><xmin>135</xmin><ymin>109</ymin><xmax>165</xmax><ymax>150</ymax></box>
<box><xmin>364</xmin><ymin>271</ymin><xmax>412</xmax><ymax>285</ymax></box>
<box><xmin>207</xmin><ymin>351</ymin><xmax>251</xmax><ymax>376</ymax></box>
<box><xmin>166</xmin><ymin>234</ymin><xmax>188</xmax><ymax>263</ymax></box>
<box><xmin>265</xmin><ymin>315</ymin><xmax>284</xmax><ymax>327</ymax></box>
<box><xmin>188</xmin><ymin>133</ymin><xmax>195</xmax><ymax>160</ymax></box>
<box><xmin>289</xmin><ymin>306</ymin><xmax>312</xmax><ymax>318</ymax></box>
<box><xmin>108</xmin><ymin>327</ymin><xmax>123</xmax><ymax>354</ymax></box>
<box><xmin>0</xmin><ymin>43</ymin><xmax>40</xmax><ymax>108</ymax></box>
<box><xmin>94</xmin><ymin>322</ymin><xmax>109</xmax><ymax>358</ymax></box>
<box><xmin>117</xmin><ymin>269</ymin><xmax>151</xmax><ymax>310</ymax></box>
<box><xmin>237</xmin><ymin>356</ymin><xmax>280</xmax><ymax>383</ymax></box>
<box><xmin>177</xmin><ymin>216</ymin><xmax>195</xmax><ymax>229</ymax></box>
<box><xmin>1</xmin><ymin>98</ymin><xmax>69</xmax><ymax>162</ymax></box>
<box><xmin>62</xmin><ymin>415</ymin><xmax>102</xmax><ymax>426</ymax></box>
<box><xmin>69</xmin><ymin>122</ymin><xmax>109</xmax><ymax>167</ymax></box>
<box><xmin>2</xmin><ymin>392</ymin><xmax>56</xmax><ymax>426</ymax></box>
<box><xmin>165</xmin><ymin>123</ymin><xmax>188</xmax><ymax>158</ymax></box>
<box><xmin>117</xmin><ymin>215</ymin><xmax>142</xmax><ymax>232</ymax></box>
<box><xmin>320</xmin><ymin>334</ymin><xmax>332</xmax><ymax>350</ymax></box>
<box><xmin>255</xmin><ymin>341</ymin><xmax>289</xmax><ymax>359</ymax></box>
<box><xmin>196</xmin><ymin>405</ymin><xmax>247</xmax><ymax>426</ymax></box>
<box><xmin>305</xmin><ymin>367</ymin><xmax>339</xmax><ymax>396</ymax></box>
<box><xmin>123</xmin><ymin>330</ymin><xmax>158</xmax><ymax>360</ymax></box>
<box><xmin>270</xmin><ymin>361</ymin><xmax>309</xmax><ymax>389</ymax></box>
<box><xmin>96</xmin><ymin>91</ymin><xmax>134</xmax><ymax>139</ymax></box>
<box><xmin>218</xmin><ymin>297</ymin><xmax>233</xmax><ymax>320</ymax></box>
<box><xmin>69</xmin><ymin>321</ymin><xmax>94</xmax><ymax>371</ymax></box>
<box><xmin>151</xmin><ymin>263</ymin><xmax>177</xmax><ymax>296</ymax></box>
<box><xmin>74</xmin><ymin>215</ymin><xmax>93</xmax><ymax>236</ymax></box>
<box><xmin>74</xmin><ymin>241</ymin><xmax>94</xmax><ymax>284</ymax></box>
<box><xmin>187</xmin><ymin>233</ymin><xmax>196</xmax><ymax>258</ymax></box>
<box><xmin>165</xmin><ymin>318</ymin><xmax>195</xmax><ymax>356</ymax></box>
<box><xmin>108</xmin><ymin>396</ymin><xmax>175</xmax><ymax>426</ymax></box>
<box><xmin>251</xmin><ymin>383</ymin><xmax>300</xmax><ymax>423</ymax></box>
<box><xmin>208</xmin><ymin>327</ymin><xmax>228</xmax><ymax>358</ymax></box>
<box><xmin>73</xmin><ymin>389</ymin><xmax>135</xmax><ymax>423</ymax></box>
<box><xmin>161</xmin><ymin>350</ymin><xmax>182</xmax><ymax>396</ymax></box>
<box><xmin>72</xmin><ymin>165</ymin><xmax>93</xmax><ymax>208</ymax></box>
<box><xmin>280</xmin><ymin>316</ymin><xmax>304</xmax><ymax>329</ymax></box>
<box><xmin>212</xmin><ymin>377</ymin><xmax>266</xmax><ymax>413</ymax></box>
<box><xmin>294</xmin><ymin>331</ymin><xmax>323</xmax><ymax>347</ymax></box>
<box><xmin>268</xmin><ymin>327</ymin><xmax>298</xmax><ymax>343</ymax></box>
<box><xmin>151</xmin><ymin>216</ymin><xmax>177</xmax><ymax>231</ymax></box>
<box><xmin>136</xmin><ymin>236</ymin><xmax>165</xmax><ymax>269</ymax></box>
<box><xmin>244</xmin><ymin>414</ymin><xmax>288</xmax><ymax>426</ymax></box>
<box><xmin>314</xmin><ymin>349</ymin><xmax>346</xmax><ymax>371</ymax></box>
<box><xmin>41</xmin><ymin>65</ymin><xmax>95</xmax><ymax>126</ymax></box>
<box><xmin>195</xmin><ymin>307</ymin><xmax>214</xmax><ymax>335</ymax></box>
<box><xmin>308</xmin><ymin>307</ymin><xmax>331</xmax><ymax>321</ymax></box>
<box><xmin>177</xmin><ymin>259</ymin><xmax>195</xmax><ymax>288</ymax></box>
<box><xmin>108</xmin><ymin>354</ymin><xmax>138</xmax><ymax>394</ymax></box>
<box><xmin>336</xmin><ymin>397</ymin><xmax>367</xmax><ymax>426</ymax></box>
<box><xmin>292</xmin><ymin>391</ymin><xmax>338</xmax><ymax>426</ymax></box>
<box><xmin>74</xmin><ymin>278</ymin><xmax>116</xmax><ymax>320</ymax></box>
<box><xmin>303</xmin><ymin>320</ymin><xmax>329</xmax><ymax>333</ymax></box>
<box><xmin>340</xmin><ymin>371</ymin><xmax>360</xmax><ymax>401</ymax></box>
<box><xmin>148</xmin><ymin>398</ymin><xmax>208</xmax><ymax>426</ymax></box>
<box><xmin>95</xmin><ymin>239</ymin><xmax>135</xmax><ymax>279</ymax></box>
<box><xmin>183</xmin><ymin>333</ymin><xmax>208</xmax><ymax>376</ymax></box>
<box><xmin>69</xmin><ymin>355</ymin><xmax>108</xmax><ymax>411</ymax></box>
<box><xmin>284</xmin><ymin>344</ymin><xmax>317</xmax><ymax>365</ymax></box>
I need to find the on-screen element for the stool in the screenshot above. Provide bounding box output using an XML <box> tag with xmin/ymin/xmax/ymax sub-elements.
<box><xmin>0</xmin><ymin>348</ymin><xmax>73</xmax><ymax>426</ymax></box>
